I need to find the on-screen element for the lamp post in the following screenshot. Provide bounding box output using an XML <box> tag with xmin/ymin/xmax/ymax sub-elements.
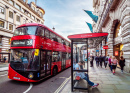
<box><xmin>52</xmin><ymin>27</ymin><xmax>55</xmax><ymax>31</ymax></box>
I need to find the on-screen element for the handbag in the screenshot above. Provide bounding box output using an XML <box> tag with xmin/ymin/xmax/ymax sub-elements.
<box><xmin>75</xmin><ymin>76</ymin><xmax>80</xmax><ymax>80</ymax></box>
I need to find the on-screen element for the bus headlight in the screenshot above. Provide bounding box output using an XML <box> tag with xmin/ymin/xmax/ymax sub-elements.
<box><xmin>28</xmin><ymin>73</ymin><xmax>33</xmax><ymax>79</ymax></box>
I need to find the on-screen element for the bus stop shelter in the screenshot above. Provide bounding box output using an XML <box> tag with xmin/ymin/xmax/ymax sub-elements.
<box><xmin>68</xmin><ymin>33</ymin><xmax>108</xmax><ymax>92</ymax></box>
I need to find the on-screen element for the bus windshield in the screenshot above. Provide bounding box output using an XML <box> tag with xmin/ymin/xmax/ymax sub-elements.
<box><xmin>13</xmin><ymin>26</ymin><xmax>37</xmax><ymax>36</ymax></box>
<box><xmin>10</xmin><ymin>49</ymin><xmax>40</xmax><ymax>71</ymax></box>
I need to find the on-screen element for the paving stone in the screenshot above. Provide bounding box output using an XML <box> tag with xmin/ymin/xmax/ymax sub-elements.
<box><xmin>118</xmin><ymin>81</ymin><xmax>130</xmax><ymax>85</ymax></box>
<box><xmin>100</xmin><ymin>85</ymin><xmax>117</xmax><ymax>89</ymax></box>
<box><xmin>102</xmin><ymin>81</ymin><xmax>119</xmax><ymax>84</ymax></box>
<box><xmin>98</xmin><ymin>89</ymin><xmax>115</xmax><ymax>93</ymax></box>
<box><xmin>115</xmin><ymin>85</ymin><xmax>130</xmax><ymax>90</ymax></box>
<box><xmin>114</xmin><ymin>89</ymin><xmax>130</xmax><ymax>93</ymax></box>
<box><xmin>108</xmin><ymin>78</ymin><xmax>122</xmax><ymax>81</ymax></box>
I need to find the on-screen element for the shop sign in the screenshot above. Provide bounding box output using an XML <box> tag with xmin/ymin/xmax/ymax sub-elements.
<box><xmin>103</xmin><ymin>45</ymin><xmax>108</xmax><ymax>49</ymax></box>
<box><xmin>115</xmin><ymin>51</ymin><xmax>118</xmax><ymax>56</ymax></box>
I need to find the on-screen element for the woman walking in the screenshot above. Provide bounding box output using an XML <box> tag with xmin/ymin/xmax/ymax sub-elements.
<box><xmin>111</xmin><ymin>56</ymin><xmax>118</xmax><ymax>75</ymax></box>
<box><xmin>119</xmin><ymin>56</ymin><xmax>125</xmax><ymax>73</ymax></box>
<box><xmin>108</xmin><ymin>56</ymin><xmax>112</xmax><ymax>72</ymax></box>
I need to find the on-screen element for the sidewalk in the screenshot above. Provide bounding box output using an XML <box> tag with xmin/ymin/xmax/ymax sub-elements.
<box><xmin>61</xmin><ymin>62</ymin><xmax>130</xmax><ymax>93</ymax></box>
<box><xmin>0</xmin><ymin>62</ymin><xmax>9</xmax><ymax>72</ymax></box>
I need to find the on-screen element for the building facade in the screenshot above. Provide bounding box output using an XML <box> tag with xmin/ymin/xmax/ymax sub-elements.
<box><xmin>0</xmin><ymin>0</ymin><xmax>45</xmax><ymax>62</ymax></box>
<box><xmin>93</xmin><ymin>0</ymin><xmax>130</xmax><ymax>72</ymax></box>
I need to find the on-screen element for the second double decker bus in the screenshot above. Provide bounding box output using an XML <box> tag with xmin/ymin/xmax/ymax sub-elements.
<box><xmin>8</xmin><ymin>23</ymin><xmax>71</xmax><ymax>82</ymax></box>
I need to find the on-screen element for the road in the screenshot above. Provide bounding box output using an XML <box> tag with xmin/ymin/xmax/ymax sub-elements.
<box><xmin>0</xmin><ymin>68</ymin><xmax>71</xmax><ymax>93</ymax></box>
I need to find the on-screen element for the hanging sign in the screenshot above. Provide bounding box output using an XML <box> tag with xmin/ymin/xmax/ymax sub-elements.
<box><xmin>103</xmin><ymin>45</ymin><xmax>108</xmax><ymax>49</ymax></box>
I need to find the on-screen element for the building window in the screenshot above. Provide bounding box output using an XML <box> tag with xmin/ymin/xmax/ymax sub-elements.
<box><xmin>9</xmin><ymin>24</ymin><xmax>13</xmax><ymax>31</ymax></box>
<box><xmin>9</xmin><ymin>0</ymin><xmax>14</xmax><ymax>5</ymax></box>
<box><xmin>31</xmin><ymin>15</ymin><xmax>35</xmax><ymax>20</ymax></box>
<box><xmin>32</xmin><ymin>6</ymin><xmax>35</xmax><ymax>11</ymax></box>
<box><xmin>22</xmin><ymin>8</ymin><xmax>25</xmax><ymax>13</ymax></box>
<box><xmin>9</xmin><ymin>11</ymin><xmax>13</xmax><ymax>18</ymax></box>
<box><xmin>0</xmin><ymin>6</ymin><xmax>4</xmax><ymax>14</ymax></box>
<box><xmin>15</xmin><ymin>3</ymin><xmax>21</xmax><ymax>10</ymax></box>
<box><xmin>16</xmin><ymin>15</ymin><xmax>20</xmax><ymax>22</ymax></box>
<box><xmin>40</xmin><ymin>12</ymin><xmax>42</xmax><ymax>17</ymax></box>
<box><xmin>36</xmin><ymin>18</ymin><xmax>40</xmax><ymax>23</ymax></box>
<box><xmin>0</xmin><ymin>20</ymin><xmax>4</xmax><ymax>28</ymax></box>
<box><xmin>0</xmin><ymin>36</ymin><xmax>2</xmax><ymax>45</ymax></box>
<box><xmin>114</xmin><ymin>23</ymin><xmax>121</xmax><ymax>38</ymax></box>
<box><xmin>28</xmin><ymin>13</ymin><xmax>31</xmax><ymax>17</ymax></box>
<box><xmin>23</xmin><ymin>19</ymin><xmax>26</xmax><ymax>24</ymax></box>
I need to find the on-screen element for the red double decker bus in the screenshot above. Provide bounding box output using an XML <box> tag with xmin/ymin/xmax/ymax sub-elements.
<box><xmin>8</xmin><ymin>23</ymin><xmax>71</xmax><ymax>82</ymax></box>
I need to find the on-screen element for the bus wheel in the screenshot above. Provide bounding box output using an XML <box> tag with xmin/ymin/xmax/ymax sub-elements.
<box><xmin>53</xmin><ymin>67</ymin><xmax>57</xmax><ymax>76</ymax></box>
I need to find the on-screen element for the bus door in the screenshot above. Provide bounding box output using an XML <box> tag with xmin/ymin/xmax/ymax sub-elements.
<box><xmin>61</xmin><ymin>53</ymin><xmax>66</xmax><ymax>70</ymax></box>
<box><xmin>40</xmin><ymin>50</ymin><xmax>51</xmax><ymax>78</ymax></box>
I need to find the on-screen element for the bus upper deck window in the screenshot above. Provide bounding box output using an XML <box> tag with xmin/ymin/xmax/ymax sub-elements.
<box><xmin>45</xmin><ymin>29</ymin><xmax>50</xmax><ymax>39</ymax></box>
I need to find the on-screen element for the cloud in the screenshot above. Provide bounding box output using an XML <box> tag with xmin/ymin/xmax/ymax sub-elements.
<box><xmin>28</xmin><ymin>0</ymin><xmax>93</xmax><ymax>40</ymax></box>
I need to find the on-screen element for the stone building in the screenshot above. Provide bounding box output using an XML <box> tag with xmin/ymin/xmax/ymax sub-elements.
<box><xmin>0</xmin><ymin>0</ymin><xmax>45</xmax><ymax>62</ymax></box>
<box><xmin>93</xmin><ymin>0</ymin><xmax>130</xmax><ymax>72</ymax></box>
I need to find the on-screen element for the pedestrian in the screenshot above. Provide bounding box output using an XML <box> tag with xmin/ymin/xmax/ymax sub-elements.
<box><xmin>95</xmin><ymin>55</ymin><xmax>99</xmax><ymax>67</ymax></box>
<box><xmin>111</xmin><ymin>56</ymin><xmax>118</xmax><ymax>75</ymax></box>
<box><xmin>74</xmin><ymin>61</ymin><xmax>99</xmax><ymax>88</ymax></box>
<box><xmin>99</xmin><ymin>55</ymin><xmax>103</xmax><ymax>68</ymax></box>
<box><xmin>103</xmin><ymin>55</ymin><xmax>106</xmax><ymax>67</ymax></box>
<box><xmin>119</xmin><ymin>56</ymin><xmax>125</xmax><ymax>73</ymax></box>
<box><xmin>104</xmin><ymin>55</ymin><xmax>109</xmax><ymax>69</ymax></box>
<box><xmin>108</xmin><ymin>55</ymin><xmax>112</xmax><ymax>72</ymax></box>
<box><xmin>90</xmin><ymin>56</ymin><xmax>93</xmax><ymax>67</ymax></box>
<box><xmin>3</xmin><ymin>57</ymin><xmax>6</xmax><ymax>63</ymax></box>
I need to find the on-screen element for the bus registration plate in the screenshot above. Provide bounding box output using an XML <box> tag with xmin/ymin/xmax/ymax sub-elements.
<box><xmin>13</xmin><ymin>77</ymin><xmax>20</xmax><ymax>80</ymax></box>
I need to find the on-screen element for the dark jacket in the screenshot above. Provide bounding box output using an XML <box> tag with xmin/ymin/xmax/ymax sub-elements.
<box><xmin>95</xmin><ymin>56</ymin><xmax>99</xmax><ymax>62</ymax></box>
<box><xmin>119</xmin><ymin>59</ymin><xmax>125</xmax><ymax>66</ymax></box>
<box><xmin>99</xmin><ymin>56</ymin><xmax>103</xmax><ymax>62</ymax></box>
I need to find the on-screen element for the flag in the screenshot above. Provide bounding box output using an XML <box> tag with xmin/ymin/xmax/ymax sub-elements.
<box><xmin>84</xmin><ymin>10</ymin><xmax>98</xmax><ymax>23</ymax></box>
<box><xmin>86</xmin><ymin>22</ymin><xmax>93</xmax><ymax>33</ymax></box>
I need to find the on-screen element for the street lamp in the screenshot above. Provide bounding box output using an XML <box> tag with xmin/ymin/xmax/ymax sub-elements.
<box><xmin>52</xmin><ymin>27</ymin><xmax>55</xmax><ymax>31</ymax></box>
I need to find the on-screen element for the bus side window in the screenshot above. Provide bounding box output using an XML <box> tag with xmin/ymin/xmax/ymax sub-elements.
<box><xmin>52</xmin><ymin>52</ymin><xmax>60</xmax><ymax>62</ymax></box>
<box><xmin>62</xmin><ymin>39</ymin><xmax>66</xmax><ymax>45</ymax></box>
<box><xmin>57</xmin><ymin>36</ymin><xmax>61</xmax><ymax>43</ymax></box>
<box><xmin>41</xmin><ymin>28</ymin><xmax>44</xmax><ymax>36</ymax></box>
<box><xmin>36</xmin><ymin>27</ymin><xmax>42</xmax><ymax>36</ymax></box>
<box><xmin>45</xmin><ymin>29</ymin><xmax>50</xmax><ymax>39</ymax></box>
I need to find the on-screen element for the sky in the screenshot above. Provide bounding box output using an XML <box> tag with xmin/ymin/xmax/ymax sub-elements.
<box><xmin>28</xmin><ymin>0</ymin><xmax>93</xmax><ymax>40</ymax></box>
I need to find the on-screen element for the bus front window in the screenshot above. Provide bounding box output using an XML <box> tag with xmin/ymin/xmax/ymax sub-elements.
<box><xmin>13</xmin><ymin>26</ymin><xmax>37</xmax><ymax>36</ymax></box>
<box><xmin>10</xmin><ymin>49</ymin><xmax>40</xmax><ymax>71</ymax></box>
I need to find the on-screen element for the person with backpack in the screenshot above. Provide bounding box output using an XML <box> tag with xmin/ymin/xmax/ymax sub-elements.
<box><xmin>104</xmin><ymin>55</ymin><xmax>109</xmax><ymax>69</ymax></box>
<box><xmin>111</xmin><ymin>56</ymin><xmax>118</xmax><ymax>75</ymax></box>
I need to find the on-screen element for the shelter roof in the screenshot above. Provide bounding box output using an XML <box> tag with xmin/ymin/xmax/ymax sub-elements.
<box><xmin>68</xmin><ymin>33</ymin><xmax>108</xmax><ymax>48</ymax></box>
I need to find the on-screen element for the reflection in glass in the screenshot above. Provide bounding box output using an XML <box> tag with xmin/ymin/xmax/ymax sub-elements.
<box><xmin>10</xmin><ymin>49</ymin><xmax>40</xmax><ymax>71</ymax></box>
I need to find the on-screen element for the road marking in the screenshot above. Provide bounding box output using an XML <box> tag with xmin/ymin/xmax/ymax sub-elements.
<box><xmin>0</xmin><ymin>74</ymin><xmax>7</xmax><ymax>77</ymax></box>
<box><xmin>59</xmin><ymin>77</ymin><xmax>66</xmax><ymax>78</ymax></box>
<box><xmin>23</xmin><ymin>83</ymin><xmax>33</xmax><ymax>93</ymax></box>
<box><xmin>54</xmin><ymin>76</ymin><xmax>71</xmax><ymax>93</ymax></box>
